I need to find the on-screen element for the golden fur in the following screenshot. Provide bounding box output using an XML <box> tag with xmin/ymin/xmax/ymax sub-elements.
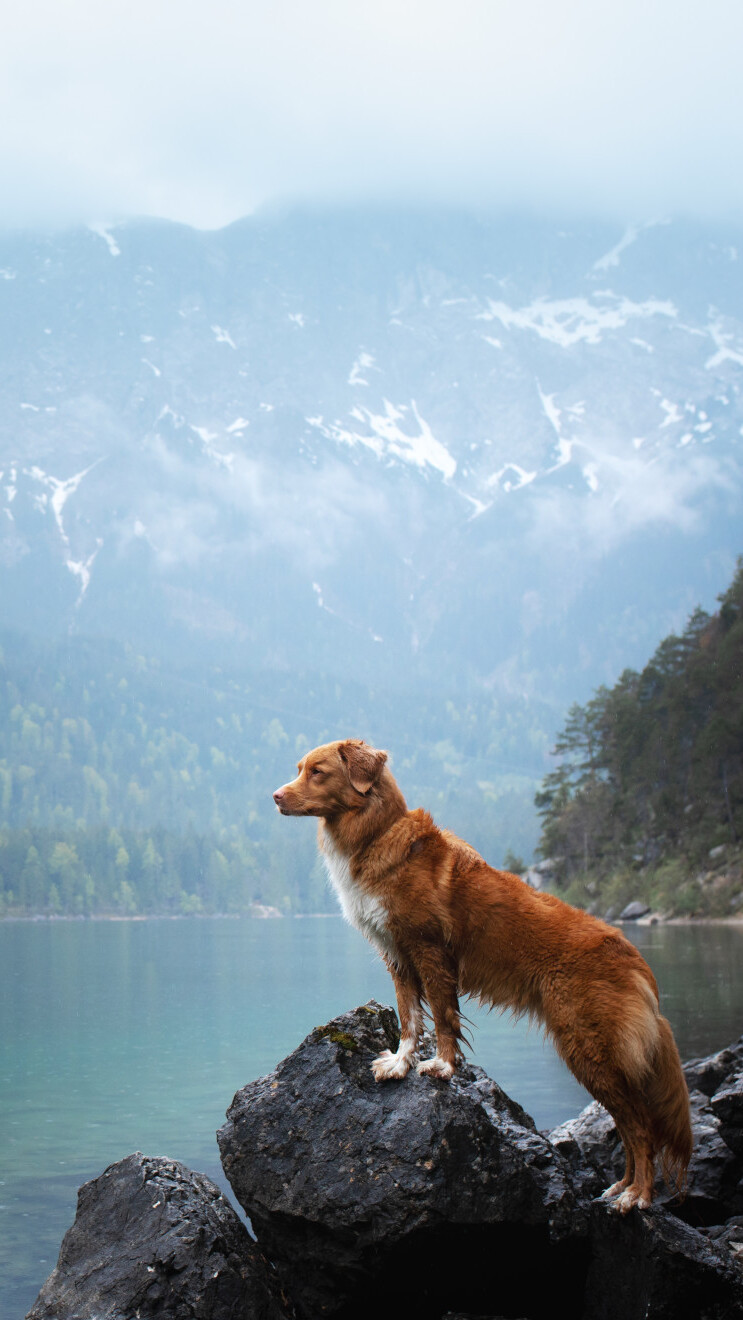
<box><xmin>273</xmin><ymin>738</ymin><xmax>692</xmax><ymax>1213</ymax></box>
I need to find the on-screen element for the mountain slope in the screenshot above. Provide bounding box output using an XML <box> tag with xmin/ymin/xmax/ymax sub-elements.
<box><xmin>0</xmin><ymin>208</ymin><xmax>740</xmax><ymax>703</ymax></box>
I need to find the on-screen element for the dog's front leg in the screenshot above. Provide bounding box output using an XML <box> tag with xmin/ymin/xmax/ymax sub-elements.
<box><xmin>371</xmin><ymin>960</ymin><xmax>423</xmax><ymax>1081</ymax></box>
<box><xmin>416</xmin><ymin>948</ymin><xmax>462</xmax><ymax>1081</ymax></box>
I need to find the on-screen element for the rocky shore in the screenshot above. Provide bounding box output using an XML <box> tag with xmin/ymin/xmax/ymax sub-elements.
<box><xmin>26</xmin><ymin>1002</ymin><xmax>743</xmax><ymax>1320</ymax></box>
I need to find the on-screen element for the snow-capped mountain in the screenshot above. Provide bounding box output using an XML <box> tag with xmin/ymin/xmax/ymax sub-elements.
<box><xmin>0</xmin><ymin>208</ymin><xmax>740</xmax><ymax>706</ymax></box>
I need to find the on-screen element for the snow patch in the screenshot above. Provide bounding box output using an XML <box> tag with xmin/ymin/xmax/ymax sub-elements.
<box><xmin>309</xmin><ymin>400</ymin><xmax>456</xmax><ymax>480</ymax></box>
<box><xmin>583</xmin><ymin>462</ymin><xmax>600</xmax><ymax>492</ymax></box>
<box><xmin>27</xmin><ymin>463</ymin><xmax>101</xmax><ymax>602</ymax></box>
<box><xmin>705</xmin><ymin>317</ymin><xmax>743</xmax><ymax>370</ymax></box>
<box><xmin>487</xmin><ymin>463</ymin><xmax>537</xmax><ymax>493</ymax></box>
<box><xmin>348</xmin><ymin>352</ymin><xmax>376</xmax><ymax>386</ymax></box>
<box><xmin>478</xmin><ymin>291</ymin><xmax>676</xmax><ymax>349</ymax></box>
<box><xmin>88</xmin><ymin>223</ymin><xmax>121</xmax><ymax>257</ymax></box>
<box><xmin>212</xmin><ymin>325</ymin><xmax>237</xmax><ymax>349</ymax></box>
<box><xmin>591</xmin><ymin>220</ymin><xmax>668</xmax><ymax>272</ymax></box>
<box><xmin>190</xmin><ymin>425</ymin><xmax>234</xmax><ymax>472</ymax></box>
<box><xmin>659</xmin><ymin>399</ymin><xmax>683</xmax><ymax>428</ymax></box>
<box><xmin>68</xmin><ymin>540</ymin><xmax>103</xmax><ymax>601</ymax></box>
<box><xmin>157</xmin><ymin>405</ymin><xmax>185</xmax><ymax>427</ymax></box>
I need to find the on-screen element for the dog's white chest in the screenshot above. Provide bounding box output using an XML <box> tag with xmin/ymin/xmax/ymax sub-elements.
<box><xmin>322</xmin><ymin>838</ymin><xmax>397</xmax><ymax>962</ymax></box>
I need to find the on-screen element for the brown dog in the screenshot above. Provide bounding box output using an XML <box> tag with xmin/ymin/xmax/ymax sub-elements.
<box><xmin>273</xmin><ymin>738</ymin><xmax>692</xmax><ymax>1212</ymax></box>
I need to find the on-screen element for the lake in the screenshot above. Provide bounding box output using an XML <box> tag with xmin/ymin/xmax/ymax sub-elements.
<box><xmin>2</xmin><ymin>916</ymin><xmax>742</xmax><ymax>1320</ymax></box>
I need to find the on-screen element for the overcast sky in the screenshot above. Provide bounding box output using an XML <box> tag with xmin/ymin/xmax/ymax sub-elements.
<box><xmin>2</xmin><ymin>0</ymin><xmax>742</xmax><ymax>231</ymax></box>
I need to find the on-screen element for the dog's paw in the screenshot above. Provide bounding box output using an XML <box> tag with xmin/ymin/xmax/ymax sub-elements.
<box><xmin>416</xmin><ymin>1056</ymin><xmax>454</xmax><ymax>1080</ymax></box>
<box><xmin>599</xmin><ymin>1181</ymin><xmax>625</xmax><ymax>1201</ymax></box>
<box><xmin>371</xmin><ymin>1049</ymin><xmax>412</xmax><ymax>1081</ymax></box>
<box><xmin>613</xmin><ymin>1186</ymin><xmax>651</xmax><ymax>1214</ymax></box>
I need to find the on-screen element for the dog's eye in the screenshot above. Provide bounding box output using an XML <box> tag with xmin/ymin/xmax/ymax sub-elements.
<box><xmin>310</xmin><ymin>766</ymin><xmax>324</xmax><ymax>777</ymax></box>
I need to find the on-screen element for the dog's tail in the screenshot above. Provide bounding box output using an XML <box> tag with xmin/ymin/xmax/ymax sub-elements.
<box><xmin>649</xmin><ymin>1012</ymin><xmax>694</xmax><ymax>1198</ymax></box>
<box><xmin>614</xmin><ymin>968</ymin><xmax>693</xmax><ymax>1198</ymax></box>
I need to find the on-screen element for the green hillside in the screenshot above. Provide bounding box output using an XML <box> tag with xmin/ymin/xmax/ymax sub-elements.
<box><xmin>536</xmin><ymin>559</ymin><xmax>743</xmax><ymax>917</ymax></box>
<box><xmin>0</xmin><ymin>635</ymin><xmax>547</xmax><ymax>917</ymax></box>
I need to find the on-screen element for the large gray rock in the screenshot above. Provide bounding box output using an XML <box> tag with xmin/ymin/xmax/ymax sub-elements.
<box><xmin>25</xmin><ymin>1153</ymin><xmax>290</xmax><ymax>1320</ymax></box>
<box><xmin>583</xmin><ymin>1200</ymin><xmax>743</xmax><ymax>1320</ymax></box>
<box><xmin>217</xmin><ymin>1002</ymin><xmax>584</xmax><ymax>1319</ymax></box>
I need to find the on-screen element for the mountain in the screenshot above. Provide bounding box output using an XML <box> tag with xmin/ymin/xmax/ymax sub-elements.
<box><xmin>1</xmin><ymin>207</ymin><xmax>740</xmax><ymax>708</ymax></box>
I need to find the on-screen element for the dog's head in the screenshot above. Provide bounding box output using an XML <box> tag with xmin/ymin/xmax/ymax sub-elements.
<box><xmin>273</xmin><ymin>739</ymin><xmax>388</xmax><ymax>818</ymax></box>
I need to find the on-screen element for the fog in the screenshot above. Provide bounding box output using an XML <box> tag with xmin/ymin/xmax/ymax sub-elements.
<box><xmin>2</xmin><ymin>0</ymin><xmax>742</xmax><ymax>229</ymax></box>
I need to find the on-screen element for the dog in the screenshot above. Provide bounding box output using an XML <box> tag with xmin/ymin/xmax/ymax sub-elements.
<box><xmin>273</xmin><ymin>738</ymin><xmax>692</xmax><ymax>1213</ymax></box>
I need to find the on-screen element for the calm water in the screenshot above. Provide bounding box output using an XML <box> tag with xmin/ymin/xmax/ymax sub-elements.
<box><xmin>2</xmin><ymin>917</ymin><xmax>742</xmax><ymax>1319</ymax></box>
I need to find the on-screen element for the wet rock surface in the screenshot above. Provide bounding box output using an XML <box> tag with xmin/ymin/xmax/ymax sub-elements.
<box><xmin>25</xmin><ymin>1153</ymin><xmax>290</xmax><ymax>1320</ymax></box>
<box><xmin>217</xmin><ymin>1002</ymin><xmax>583</xmax><ymax>1318</ymax></box>
<box><xmin>583</xmin><ymin>1200</ymin><xmax>743</xmax><ymax>1320</ymax></box>
<box><xmin>27</xmin><ymin>1008</ymin><xmax>743</xmax><ymax>1320</ymax></box>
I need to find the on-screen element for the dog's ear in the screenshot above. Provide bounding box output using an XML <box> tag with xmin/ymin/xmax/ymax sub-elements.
<box><xmin>338</xmin><ymin>739</ymin><xmax>388</xmax><ymax>795</ymax></box>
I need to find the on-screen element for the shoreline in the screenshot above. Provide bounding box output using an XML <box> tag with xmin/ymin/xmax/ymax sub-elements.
<box><xmin>0</xmin><ymin>909</ymin><xmax>342</xmax><ymax>923</ymax></box>
<box><xmin>2</xmin><ymin>910</ymin><xmax>743</xmax><ymax>926</ymax></box>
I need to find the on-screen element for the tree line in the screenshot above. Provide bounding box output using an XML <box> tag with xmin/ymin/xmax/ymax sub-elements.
<box><xmin>535</xmin><ymin>558</ymin><xmax>743</xmax><ymax>916</ymax></box>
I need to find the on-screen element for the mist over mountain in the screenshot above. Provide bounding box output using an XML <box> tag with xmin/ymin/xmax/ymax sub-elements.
<box><xmin>1</xmin><ymin>207</ymin><xmax>740</xmax><ymax>714</ymax></box>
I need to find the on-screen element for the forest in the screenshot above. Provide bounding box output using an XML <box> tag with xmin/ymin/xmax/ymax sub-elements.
<box><xmin>0</xmin><ymin>633</ymin><xmax>546</xmax><ymax>917</ymax></box>
<box><xmin>535</xmin><ymin>558</ymin><xmax>743</xmax><ymax>917</ymax></box>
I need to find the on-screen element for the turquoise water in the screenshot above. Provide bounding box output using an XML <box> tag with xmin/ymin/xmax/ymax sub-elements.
<box><xmin>2</xmin><ymin>917</ymin><xmax>742</xmax><ymax>1319</ymax></box>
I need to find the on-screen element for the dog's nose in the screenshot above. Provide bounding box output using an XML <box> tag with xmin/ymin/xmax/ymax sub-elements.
<box><xmin>273</xmin><ymin>788</ymin><xmax>285</xmax><ymax>805</ymax></box>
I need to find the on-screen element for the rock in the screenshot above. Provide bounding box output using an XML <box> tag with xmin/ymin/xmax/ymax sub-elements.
<box><xmin>582</xmin><ymin>1200</ymin><xmax>743</xmax><ymax>1320</ymax></box>
<box><xmin>217</xmin><ymin>1002</ymin><xmax>585</xmax><ymax>1320</ymax></box>
<box><xmin>548</xmin><ymin>1103</ymin><xmax>623</xmax><ymax>1202</ymax></box>
<box><xmin>25</xmin><ymin>1153</ymin><xmax>290</xmax><ymax>1320</ymax></box>
<box><xmin>618</xmin><ymin>900</ymin><xmax>651</xmax><ymax>921</ymax></box>
<box><xmin>684</xmin><ymin>1043</ymin><xmax>743</xmax><ymax>1098</ymax></box>
<box><xmin>683</xmin><ymin>1042</ymin><xmax>743</xmax><ymax>1223</ymax></box>
<box><xmin>702</xmin><ymin>1214</ymin><xmax>743</xmax><ymax>1264</ymax></box>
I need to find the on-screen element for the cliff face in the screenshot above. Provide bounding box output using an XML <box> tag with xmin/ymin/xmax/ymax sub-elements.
<box><xmin>27</xmin><ymin>1003</ymin><xmax>743</xmax><ymax>1320</ymax></box>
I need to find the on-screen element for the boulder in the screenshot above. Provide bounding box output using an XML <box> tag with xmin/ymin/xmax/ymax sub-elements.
<box><xmin>217</xmin><ymin>1002</ymin><xmax>585</xmax><ymax>1319</ymax></box>
<box><xmin>582</xmin><ymin>1200</ymin><xmax>743</xmax><ymax>1320</ymax></box>
<box><xmin>25</xmin><ymin>1153</ymin><xmax>290</xmax><ymax>1320</ymax></box>
<box><xmin>617</xmin><ymin>901</ymin><xmax>651</xmax><ymax>921</ymax></box>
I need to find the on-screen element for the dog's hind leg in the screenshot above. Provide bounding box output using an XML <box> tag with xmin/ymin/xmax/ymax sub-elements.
<box><xmin>371</xmin><ymin>960</ymin><xmax>424</xmax><ymax>1081</ymax></box>
<box><xmin>611</xmin><ymin>1118</ymin><xmax>655</xmax><ymax>1213</ymax></box>
<box><xmin>595</xmin><ymin>1093</ymin><xmax>655</xmax><ymax>1212</ymax></box>
<box><xmin>599</xmin><ymin>1123</ymin><xmax>635</xmax><ymax>1202</ymax></box>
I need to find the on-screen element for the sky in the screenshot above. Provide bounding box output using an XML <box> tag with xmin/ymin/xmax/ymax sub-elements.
<box><xmin>2</xmin><ymin>0</ymin><xmax>743</xmax><ymax>231</ymax></box>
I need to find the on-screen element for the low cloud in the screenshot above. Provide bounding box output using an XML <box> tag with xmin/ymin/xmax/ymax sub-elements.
<box><xmin>1</xmin><ymin>1</ymin><xmax>742</xmax><ymax>228</ymax></box>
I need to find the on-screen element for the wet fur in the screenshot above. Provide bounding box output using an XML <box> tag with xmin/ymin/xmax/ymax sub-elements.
<box><xmin>274</xmin><ymin>739</ymin><xmax>693</xmax><ymax>1213</ymax></box>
